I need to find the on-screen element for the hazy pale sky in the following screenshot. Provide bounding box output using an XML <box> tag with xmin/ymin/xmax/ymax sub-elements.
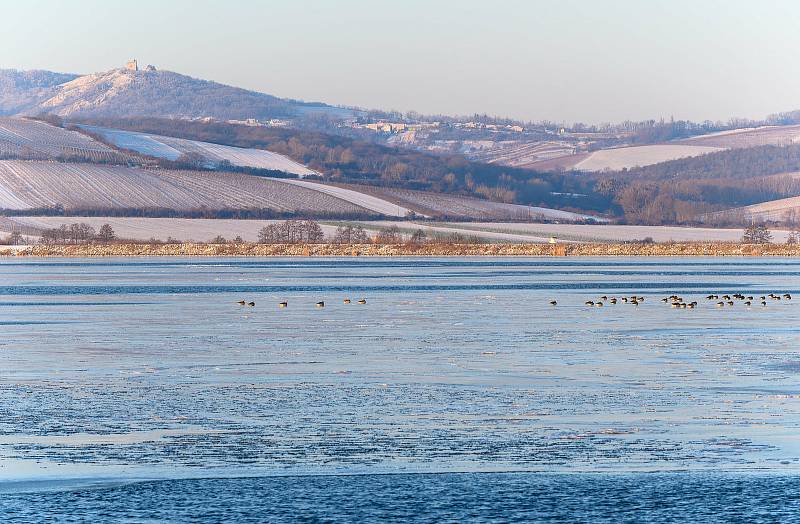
<box><xmin>2</xmin><ymin>0</ymin><xmax>799</xmax><ymax>124</ymax></box>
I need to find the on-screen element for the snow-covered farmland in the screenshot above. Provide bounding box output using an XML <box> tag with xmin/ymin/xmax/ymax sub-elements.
<box><xmin>722</xmin><ymin>196</ymin><xmax>800</xmax><ymax>223</ymax></box>
<box><xmin>282</xmin><ymin>179</ymin><xmax>415</xmax><ymax>217</ymax></box>
<box><xmin>358</xmin><ymin>221</ymin><xmax>793</xmax><ymax>243</ymax></box>
<box><xmin>574</xmin><ymin>144</ymin><xmax>723</xmax><ymax>172</ymax></box>
<box><xmin>81</xmin><ymin>125</ymin><xmax>318</xmax><ymax>176</ymax></box>
<box><xmin>680</xmin><ymin>125</ymin><xmax>800</xmax><ymax>148</ymax></box>
<box><xmin>0</xmin><ymin>161</ymin><xmax>369</xmax><ymax>214</ymax></box>
<box><xmin>467</xmin><ymin>140</ymin><xmax>577</xmax><ymax>168</ymax></box>
<box><xmin>0</xmin><ymin>161</ymin><xmax>200</xmax><ymax>210</ymax></box>
<box><xmin>80</xmin><ymin>126</ymin><xmax>183</xmax><ymax>160</ymax></box>
<box><xmin>338</xmin><ymin>184</ymin><xmax>605</xmax><ymax>222</ymax></box>
<box><xmin>0</xmin><ymin>217</ymin><xmax>350</xmax><ymax>243</ymax></box>
<box><xmin>3</xmin><ymin>216</ymin><xmax>783</xmax><ymax>244</ymax></box>
<box><xmin>0</xmin><ymin>117</ymin><xmax>119</xmax><ymax>161</ymax></box>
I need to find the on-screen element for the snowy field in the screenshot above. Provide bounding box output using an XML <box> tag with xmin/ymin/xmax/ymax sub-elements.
<box><xmin>0</xmin><ymin>161</ymin><xmax>367</xmax><ymax>214</ymax></box>
<box><xmin>574</xmin><ymin>144</ymin><xmax>722</xmax><ymax>172</ymax></box>
<box><xmin>2</xmin><ymin>216</ymin><xmax>792</xmax><ymax>244</ymax></box>
<box><xmin>81</xmin><ymin>125</ymin><xmax>317</xmax><ymax>177</ymax></box>
<box><xmin>359</xmin><ymin>221</ymin><xmax>794</xmax><ymax>243</ymax></box>
<box><xmin>0</xmin><ymin>118</ymin><xmax>117</xmax><ymax>160</ymax></box>
<box><xmin>340</xmin><ymin>184</ymin><xmax>604</xmax><ymax>222</ymax></box>
<box><xmin>728</xmin><ymin>196</ymin><xmax>800</xmax><ymax>222</ymax></box>
<box><xmin>283</xmin><ymin>179</ymin><xmax>415</xmax><ymax>217</ymax></box>
<box><xmin>680</xmin><ymin>124</ymin><xmax>800</xmax><ymax>148</ymax></box>
<box><xmin>1</xmin><ymin>217</ymin><xmax>349</xmax><ymax>243</ymax></box>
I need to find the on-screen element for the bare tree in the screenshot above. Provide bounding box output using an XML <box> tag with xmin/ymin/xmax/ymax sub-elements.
<box><xmin>8</xmin><ymin>231</ymin><xmax>23</xmax><ymax>245</ymax></box>
<box><xmin>742</xmin><ymin>224</ymin><xmax>772</xmax><ymax>244</ymax></box>
<box><xmin>409</xmin><ymin>229</ymin><xmax>427</xmax><ymax>244</ymax></box>
<box><xmin>258</xmin><ymin>220</ymin><xmax>326</xmax><ymax>243</ymax></box>
<box><xmin>352</xmin><ymin>225</ymin><xmax>370</xmax><ymax>243</ymax></box>
<box><xmin>303</xmin><ymin>220</ymin><xmax>325</xmax><ymax>243</ymax></box>
<box><xmin>332</xmin><ymin>225</ymin><xmax>354</xmax><ymax>244</ymax></box>
<box><xmin>97</xmin><ymin>224</ymin><xmax>116</xmax><ymax>242</ymax></box>
<box><xmin>375</xmin><ymin>225</ymin><xmax>402</xmax><ymax>244</ymax></box>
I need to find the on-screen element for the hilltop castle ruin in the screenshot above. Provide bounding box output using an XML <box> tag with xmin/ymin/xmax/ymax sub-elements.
<box><xmin>124</xmin><ymin>59</ymin><xmax>156</xmax><ymax>72</ymax></box>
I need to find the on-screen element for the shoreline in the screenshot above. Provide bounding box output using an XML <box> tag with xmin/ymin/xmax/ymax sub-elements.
<box><xmin>3</xmin><ymin>242</ymin><xmax>800</xmax><ymax>257</ymax></box>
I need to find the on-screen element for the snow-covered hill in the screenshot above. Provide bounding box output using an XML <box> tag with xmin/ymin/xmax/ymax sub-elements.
<box><xmin>80</xmin><ymin>125</ymin><xmax>319</xmax><ymax>176</ymax></box>
<box><xmin>0</xmin><ymin>69</ymin><xmax>79</xmax><ymax>116</ymax></box>
<box><xmin>0</xmin><ymin>64</ymin><xmax>347</xmax><ymax>121</ymax></box>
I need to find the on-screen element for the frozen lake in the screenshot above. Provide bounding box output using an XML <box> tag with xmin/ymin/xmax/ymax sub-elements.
<box><xmin>1</xmin><ymin>257</ymin><xmax>799</xmax><ymax>519</ymax></box>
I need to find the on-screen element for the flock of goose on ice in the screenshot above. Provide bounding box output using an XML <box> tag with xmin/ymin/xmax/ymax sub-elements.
<box><xmin>568</xmin><ymin>293</ymin><xmax>792</xmax><ymax>309</ymax></box>
<box><xmin>236</xmin><ymin>298</ymin><xmax>367</xmax><ymax>308</ymax></box>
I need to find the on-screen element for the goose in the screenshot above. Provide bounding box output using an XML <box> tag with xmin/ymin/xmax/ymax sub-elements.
<box><xmin>744</xmin><ymin>301</ymin><xmax>751</xmax><ymax>307</ymax></box>
<box><xmin>687</xmin><ymin>303</ymin><xmax>696</xmax><ymax>309</ymax></box>
<box><xmin>316</xmin><ymin>301</ymin><xmax>325</xmax><ymax>308</ymax></box>
<box><xmin>727</xmin><ymin>301</ymin><xmax>734</xmax><ymax>306</ymax></box>
<box><xmin>609</xmin><ymin>298</ymin><xmax>617</xmax><ymax>304</ymax></box>
<box><xmin>716</xmin><ymin>302</ymin><xmax>725</xmax><ymax>307</ymax></box>
<box><xmin>661</xmin><ymin>297</ymin><xmax>669</xmax><ymax>303</ymax></box>
<box><xmin>761</xmin><ymin>301</ymin><xmax>768</xmax><ymax>307</ymax></box>
<box><xmin>784</xmin><ymin>294</ymin><xmax>792</xmax><ymax>300</ymax></box>
<box><xmin>595</xmin><ymin>302</ymin><xmax>604</xmax><ymax>307</ymax></box>
<box><xmin>549</xmin><ymin>300</ymin><xmax>557</xmax><ymax>306</ymax></box>
<box><xmin>343</xmin><ymin>298</ymin><xmax>352</xmax><ymax>304</ymax></box>
<box><xmin>237</xmin><ymin>300</ymin><xmax>246</xmax><ymax>305</ymax></box>
<box><xmin>279</xmin><ymin>301</ymin><xmax>288</xmax><ymax>308</ymax></box>
<box><xmin>357</xmin><ymin>299</ymin><xmax>367</xmax><ymax>305</ymax></box>
<box><xmin>247</xmin><ymin>301</ymin><xmax>255</xmax><ymax>307</ymax></box>
<box><xmin>585</xmin><ymin>301</ymin><xmax>595</xmax><ymax>306</ymax></box>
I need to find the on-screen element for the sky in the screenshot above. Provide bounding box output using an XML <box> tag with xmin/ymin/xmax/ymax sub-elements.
<box><xmin>1</xmin><ymin>0</ymin><xmax>799</xmax><ymax>124</ymax></box>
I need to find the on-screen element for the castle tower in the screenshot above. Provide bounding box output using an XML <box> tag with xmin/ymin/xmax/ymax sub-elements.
<box><xmin>125</xmin><ymin>59</ymin><xmax>138</xmax><ymax>71</ymax></box>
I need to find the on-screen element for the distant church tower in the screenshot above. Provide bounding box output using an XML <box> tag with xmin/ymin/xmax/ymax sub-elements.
<box><xmin>125</xmin><ymin>59</ymin><xmax>138</xmax><ymax>71</ymax></box>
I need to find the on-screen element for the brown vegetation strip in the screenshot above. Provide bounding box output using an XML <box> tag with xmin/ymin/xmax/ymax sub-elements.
<box><xmin>4</xmin><ymin>242</ymin><xmax>800</xmax><ymax>257</ymax></box>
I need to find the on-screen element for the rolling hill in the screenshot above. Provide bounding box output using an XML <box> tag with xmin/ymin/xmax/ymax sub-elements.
<box><xmin>0</xmin><ymin>69</ymin><xmax>79</xmax><ymax>116</ymax></box>
<box><xmin>1</xmin><ymin>64</ymin><xmax>348</xmax><ymax>121</ymax></box>
<box><xmin>0</xmin><ymin>117</ymin><xmax>601</xmax><ymax>221</ymax></box>
<box><xmin>536</xmin><ymin>125</ymin><xmax>800</xmax><ymax>173</ymax></box>
<box><xmin>713</xmin><ymin>195</ymin><xmax>800</xmax><ymax>223</ymax></box>
<box><xmin>80</xmin><ymin>124</ymin><xmax>318</xmax><ymax>176</ymax></box>
<box><xmin>0</xmin><ymin>160</ymin><xmax>371</xmax><ymax>214</ymax></box>
<box><xmin>330</xmin><ymin>183</ymin><xmax>604</xmax><ymax>221</ymax></box>
<box><xmin>0</xmin><ymin>117</ymin><xmax>123</xmax><ymax>161</ymax></box>
<box><xmin>0</xmin><ymin>159</ymin><xmax>597</xmax><ymax>221</ymax></box>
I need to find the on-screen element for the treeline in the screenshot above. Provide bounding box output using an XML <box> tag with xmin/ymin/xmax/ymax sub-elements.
<box><xmin>614</xmin><ymin>143</ymin><xmax>800</xmax><ymax>180</ymax></box>
<box><xmin>73</xmin><ymin>117</ymin><xmax>610</xmax><ymax>213</ymax></box>
<box><xmin>39</xmin><ymin>222</ymin><xmax>116</xmax><ymax>244</ymax></box>
<box><xmin>591</xmin><ymin>144</ymin><xmax>800</xmax><ymax>225</ymax></box>
<box><xmin>30</xmin><ymin>220</ymin><xmax>475</xmax><ymax>246</ymax></box>
<box><xmin>254</xmin><ymin>220</ymin><xmax>475</xmax><ymax>245</ymax></box>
